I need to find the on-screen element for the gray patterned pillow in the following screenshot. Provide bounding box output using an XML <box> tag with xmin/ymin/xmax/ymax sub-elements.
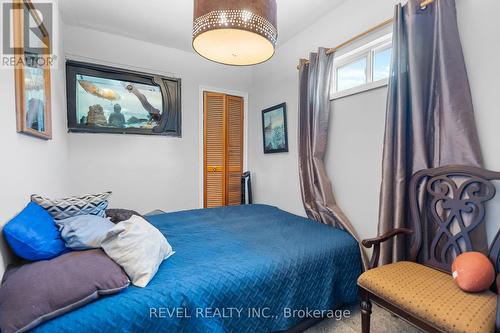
<box><xmin>31</xmin><ymin>192</ymin><xmax>112</xmax><ymax>220</ymax></box>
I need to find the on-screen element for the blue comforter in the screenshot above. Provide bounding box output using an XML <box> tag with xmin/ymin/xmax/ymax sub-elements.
<box><xmin>32</xmin><ymin>205</ymin><xmax>361</xmax><ymax>333</ymax></box>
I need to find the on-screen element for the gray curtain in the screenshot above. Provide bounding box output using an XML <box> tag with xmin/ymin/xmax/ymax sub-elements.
<box><xmin>298</xmin><ymin>48</ymin><xmax>368</xmax><ymax>270</ymax></box>
<box><xmin>378</xmin><ymin>0</ymin><xmax>484</xmax><ymax>265</ymax></box>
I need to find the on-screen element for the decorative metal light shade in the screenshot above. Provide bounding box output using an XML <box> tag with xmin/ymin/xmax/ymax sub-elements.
<box><xmin>193</xmin><ymin>0</ymin><xmax>277</xmax><ymax>66</ymax></box>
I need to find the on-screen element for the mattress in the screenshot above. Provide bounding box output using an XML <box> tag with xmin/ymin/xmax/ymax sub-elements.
<box><xmin>32</xmin><ymin>204</ymin><xmax>362</xmax><ymax>333</ymax></box>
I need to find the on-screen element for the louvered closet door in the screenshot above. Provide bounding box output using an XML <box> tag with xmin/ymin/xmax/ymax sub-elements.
<box><xmin>204</xmin><ymin>92</ymin><xmax>226</xmax><ymax>208</ymax></box>
<box><xmin>225</xmin><ymin>95</ymin><xmax>244</xmax><ymax>206</ymax></box>
<box><xmin>204</xmin><ymin>92</ymin><xmax>244</xmax><ymax>208</ymax></box>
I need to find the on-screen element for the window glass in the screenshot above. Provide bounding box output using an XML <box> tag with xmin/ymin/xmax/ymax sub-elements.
<box><xmin>373</xmin><ymin>47</ymin><xmax>392</xmax><ymax>81</ymax></box>
<box><xmin>75</xmin><ymin>74</ymin><xmax>163</xmax><ymax>129</ymax></box>
<box><xmin>336</xmin><ymin>57</ymin><xmax>367</xmax><ymax>92</ymax></box>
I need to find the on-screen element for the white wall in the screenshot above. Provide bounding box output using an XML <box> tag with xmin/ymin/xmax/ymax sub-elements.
<box><xmin>457</xmin><ymin>0</ymin><xmax>500</xmax><ymax>243</ymax></box>
<box><xmin>327</xmin><ymin>89</ymin><xmax>387</xmax><ymax>241</ymax></box>
<box><xmin>0</xmin><ymin>5</ymin><xmax>68</xmax><ymax>275</ymax></box>
<box><xmin>63</xmin><ymin>26</ymin><xmax>253</xmax><ymax>214</ymax></box>
<box><xmin>248</xmin><ymin>0</ymin><xmax>500</xmax><ymax>243</ymax></box>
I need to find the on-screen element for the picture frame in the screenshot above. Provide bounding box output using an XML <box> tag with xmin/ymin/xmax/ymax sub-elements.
<box><xmin>66</xmin><ymin>60</ymin><xmax>182</xmax><ymax>137</ymax></box>
<box><xmin>262</xmin><ymin>103</ymin><xmax>288</xmax><ymax>154</ymax></box>
<box><xmin>13</xmin><ymin>0</ymin><xmax>52</xmax><ymax>140</ymax></box>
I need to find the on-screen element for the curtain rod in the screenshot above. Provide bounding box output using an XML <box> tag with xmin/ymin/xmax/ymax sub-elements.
<box><xmin>296</xmin><ymin>0</ymin><xmax>436</xmax><ymax>70</ymax></box>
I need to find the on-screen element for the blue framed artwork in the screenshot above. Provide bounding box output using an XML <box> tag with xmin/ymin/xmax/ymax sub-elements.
<box><xmin>262</xmin><ymin>103</ymin><xmax>288</xmax><ymax>154</ymax></box>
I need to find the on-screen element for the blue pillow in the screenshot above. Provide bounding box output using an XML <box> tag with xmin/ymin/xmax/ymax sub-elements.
<box><xmin>3</xmin><ymin>202</ymin><xmax>68</xmax><ymax>261</ymax></box>
<box><xmin>55</xmin><ymin>215</ymin><xmax>115</xmax><ymax>250</ymax></box>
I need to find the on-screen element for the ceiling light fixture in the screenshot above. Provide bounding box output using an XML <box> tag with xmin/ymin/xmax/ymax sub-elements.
<box><xmin>192</xmin><ymin>0</ymin><xmax>278</xmax><ymax>66</ymax></box>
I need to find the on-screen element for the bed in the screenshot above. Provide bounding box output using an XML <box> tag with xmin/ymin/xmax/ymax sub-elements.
<box><xmin>31</xmin><ymin>204</ymin><xmax>362</xmax><ymax>333</ymax></box>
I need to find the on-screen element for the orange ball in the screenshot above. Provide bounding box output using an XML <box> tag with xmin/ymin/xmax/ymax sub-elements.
<box><xmin>451</xmin><ymin>252</ymin><xmax>495</xmax><ymax>293</ymax></box>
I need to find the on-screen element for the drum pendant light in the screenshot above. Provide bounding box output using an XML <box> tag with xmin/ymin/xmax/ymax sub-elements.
<box><xmin>192</xmin><ymin>0</ymin><xmax>277</xmax><ymax>66</ymax></box>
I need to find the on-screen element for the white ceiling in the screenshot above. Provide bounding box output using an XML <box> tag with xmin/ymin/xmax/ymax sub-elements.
<box><xmin>60</xmin><ymin>0</ymin><xmax>346</xmax><ymax>52</ymax></box>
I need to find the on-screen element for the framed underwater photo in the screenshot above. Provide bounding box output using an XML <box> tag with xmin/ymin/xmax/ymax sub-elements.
<box><xmin>262</xmin><ymin>103</ymin><xmax>288</xmax><ymax>154</ymax></box>
<box><xmin>66</xmin><ymin>61</ymin><xmax>181</xmax><ymax>137</ymax></box>
<box><xmin>13</xmin><ymin>0</ymin><xmax>53</xmax><ymax>140</ymax></box>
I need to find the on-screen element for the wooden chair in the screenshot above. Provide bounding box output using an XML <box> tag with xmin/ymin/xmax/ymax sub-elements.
<box><xmin>358</xmin><ymin>165</ymin><xmax>500</xmax><ymax>333</ymax></box>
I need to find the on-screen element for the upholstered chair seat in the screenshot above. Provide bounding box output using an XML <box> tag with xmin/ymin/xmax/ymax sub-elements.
<box><xmin>358</xmin><ymin>261</ymin><xmax>496</xmax><ymax>333</ymax></box>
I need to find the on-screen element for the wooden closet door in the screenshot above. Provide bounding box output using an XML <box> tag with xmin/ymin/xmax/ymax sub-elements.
<box><xmin>204</xmin><ymin>92</ymin><xmax>243</xmax><ymax>208</ymax></box>
<box><xmin>225</xmin><ymin>95</ymin><xmax>244</xmax><ymax>206</ymax></box>
<box><xmin>204</xmin><ymin>92</ymin><xmax>226</xmax><ymax>208</ymax></box>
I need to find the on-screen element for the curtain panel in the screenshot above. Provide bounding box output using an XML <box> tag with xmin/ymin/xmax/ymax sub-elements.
<box><xmin>378</xmin><ymin>0</ymin><xmax>485</xmax><ymax>265</ymax></box>
<box><xmin>298</xmin><ymin>48</ymin><xmax>368</xmax><ymax>270</ymax></box>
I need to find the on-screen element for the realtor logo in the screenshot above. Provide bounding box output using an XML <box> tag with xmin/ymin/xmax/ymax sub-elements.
<box><xmin>1</xmin><ymin>0</ymin><xmax>57</xmax><ymax>68</ymax></box>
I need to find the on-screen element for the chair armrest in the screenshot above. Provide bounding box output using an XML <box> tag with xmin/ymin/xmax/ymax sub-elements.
<box><xmin>362</xmin><ymin>228</ymin><xmax>413</xmax><ymax>248</ymax></box>
<box><xmin>362</xmin><ymin>228</ymin><xmax>413</xmax><ymax>270</ymax></box>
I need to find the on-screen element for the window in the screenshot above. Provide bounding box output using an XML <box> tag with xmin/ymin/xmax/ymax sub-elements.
<box><xmin>331</xmin><ymin>33</ymin><xmax>392</xmax><ymax>99</ymax></box>
<box><xmin>337</xmin><ymin>57</ymin><xmax>367</xmax><ymax>92</ymax></box>
<box><xmin>373</xmin><ymin>47</ymin><xmax>392</xmax><ymax>82</ymax></box>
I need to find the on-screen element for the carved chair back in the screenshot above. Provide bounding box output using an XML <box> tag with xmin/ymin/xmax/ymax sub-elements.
<box><xmin>408</xmin><ymin>165</ymin><xmax>500</xmax><ymax>275</ymax></box>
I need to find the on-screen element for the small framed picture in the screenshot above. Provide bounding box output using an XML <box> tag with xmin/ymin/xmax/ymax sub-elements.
<box><xmin>262</xmin><ymin>103</ymin><xmax>288</xmax><ymax>154</ymax></box>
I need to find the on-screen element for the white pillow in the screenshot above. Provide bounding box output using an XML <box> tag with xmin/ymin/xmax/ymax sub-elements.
<box><xmin>101</xmin><ymin>215</ymin><xmax>173</xmax><ymax>287</ymax></box>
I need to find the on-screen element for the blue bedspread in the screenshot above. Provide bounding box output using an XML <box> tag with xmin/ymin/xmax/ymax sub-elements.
<box><xmin>32</xmin><ymin>205</ymin><xmax>361</xmax><ymax>333</ymax></box>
